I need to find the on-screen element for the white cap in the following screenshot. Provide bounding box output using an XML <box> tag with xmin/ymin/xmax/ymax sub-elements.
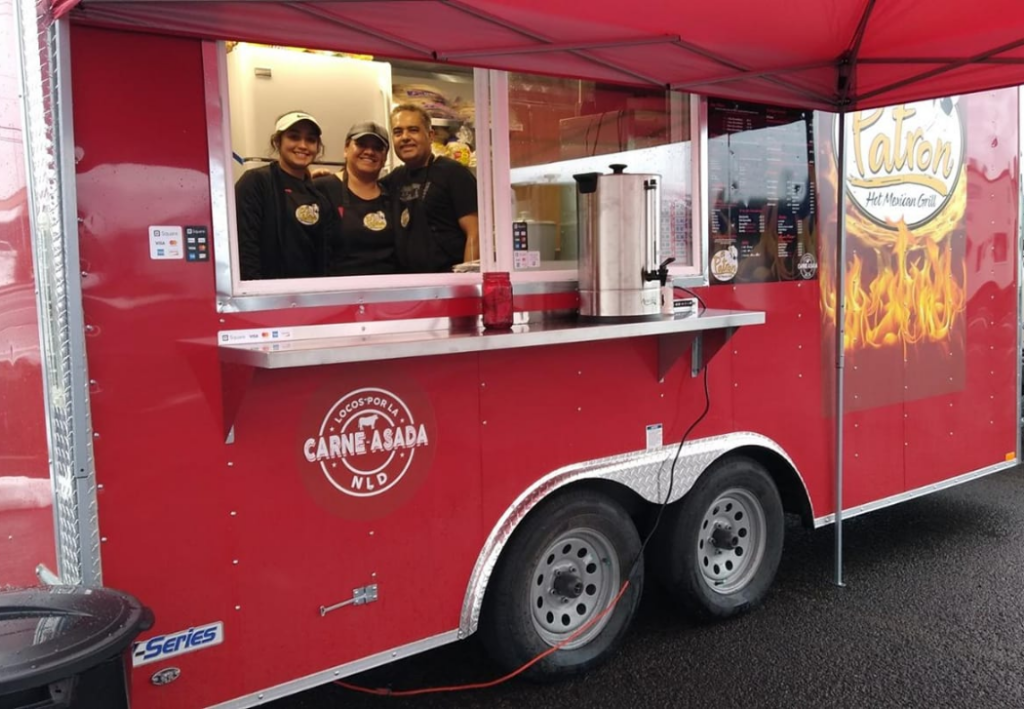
<box><xmin>274</xmin><ymin>111</ymin><xmax>322</xmax><ymax>134</ymax></box>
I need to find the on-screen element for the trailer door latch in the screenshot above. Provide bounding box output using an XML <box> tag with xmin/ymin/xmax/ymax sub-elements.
<box><xmin>319</xmin><ymin>584</ymin><xmax>379</xmax><ymax>617</ymax></box>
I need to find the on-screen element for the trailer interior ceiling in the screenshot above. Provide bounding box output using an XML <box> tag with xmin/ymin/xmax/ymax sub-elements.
<box><xmin>53</xmin><ymin>0</ymin><xmax>1024</xmax><ymax>111</ymax></box>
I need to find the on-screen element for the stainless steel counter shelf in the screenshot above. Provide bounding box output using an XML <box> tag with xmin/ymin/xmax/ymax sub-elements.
<box><xmin>218</xmin><ymin>308</ymin><xmax>765</xmax><ymax>381</ymax></box>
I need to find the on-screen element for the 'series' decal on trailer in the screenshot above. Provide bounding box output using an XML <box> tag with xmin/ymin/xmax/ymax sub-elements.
<box><xmin>299</xmin><ymin>384</ymin><xmax>437</xmax><ymax>519</ymax></box>
<box><xmin>132</xmin><ymin>621</ymin><xmax>224</xmax><ymax>667</ymax></box>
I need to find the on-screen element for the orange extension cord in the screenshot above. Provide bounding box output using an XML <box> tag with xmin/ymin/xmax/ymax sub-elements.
<box><xmin>334</xmin><ymin>580</ymin><xmax>631</xmax><ymax>697</ymax></box>
<box><xmin>336</xmin><ymin>292</ymin><xmax>710</xmax><ymax>698</ymax></box>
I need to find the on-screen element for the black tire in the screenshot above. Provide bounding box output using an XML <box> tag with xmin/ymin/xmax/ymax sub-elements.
<box><xmin>478</xmin><ymin>490</ymin><xmax>644</xmax><ymax>681</ymax></box>
<box><xmin>651</xmin><ymin>456</ymin><xmax>783</xmax><ymax>621</ymax></box>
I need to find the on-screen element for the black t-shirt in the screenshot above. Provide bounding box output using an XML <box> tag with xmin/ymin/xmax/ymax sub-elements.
<box><xmin>235</xmin><ymin>164</ymin><xmax>333</xmax><ymax>280</ymax></box>
<box><xmin>386</xmin><ymin>156</ymin><xmax>477</xmax><ymax>273</ymax></box>
<box><xmin>314</xmin><ymin>174</ymin><xmax>397</xmax><ymax>276</ymax></box>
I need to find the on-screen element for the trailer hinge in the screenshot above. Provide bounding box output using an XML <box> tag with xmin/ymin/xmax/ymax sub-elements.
<box><xmin>319</xmin><ymin>584</ymin><xmax>379</xmax><ymax>617</ymax></box>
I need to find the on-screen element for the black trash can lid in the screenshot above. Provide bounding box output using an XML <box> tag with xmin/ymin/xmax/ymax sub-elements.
<box><xmin>0</xmin><ymin>585</ymin><xmax>154</xmax><ymax>696</ymax></box>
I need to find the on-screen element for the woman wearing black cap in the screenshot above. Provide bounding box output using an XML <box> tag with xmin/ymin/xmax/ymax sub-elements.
<box><xmin>314</xmin><ymin>121</ymin><xmax>398</xmax><ymax>276</ymax></box>
<box><xmin>234</xmin><ymin>111</ymin><xmax>338</xmax><ymax>280</ymax></box>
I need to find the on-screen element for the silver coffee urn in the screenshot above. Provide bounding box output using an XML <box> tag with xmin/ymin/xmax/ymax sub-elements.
<box><xmin>574</xmin><ymin>164</ymin><xmax>673</xmax><ymax>321</ymax></box>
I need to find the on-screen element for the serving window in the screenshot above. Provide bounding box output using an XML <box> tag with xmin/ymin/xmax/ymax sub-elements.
<box><xmin>206</xmin><ymin>41</ymin><xmax>704</xmax><ymax>312</ymax></box>
<box><xmin>209</xmin><ymin>41</ymin><xmax>484</xmax><ymax>308</ymax></box>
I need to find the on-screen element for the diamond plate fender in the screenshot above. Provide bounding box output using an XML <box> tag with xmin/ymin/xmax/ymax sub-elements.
<box><xmin>458</xmin><ymin>431</ymin><xmax>805</xmax><ymax>637</ymax></box>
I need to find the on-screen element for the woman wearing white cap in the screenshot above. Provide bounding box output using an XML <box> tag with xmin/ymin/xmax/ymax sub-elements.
<box><xmin>234</xmin><ymin>111</ymin><xmax>338</xmax><ymax>280</ymax></box>
<box><xmin>314</xmin><ymin>121</ymin><xmax>398</xmax><ymax>276</ymax></box>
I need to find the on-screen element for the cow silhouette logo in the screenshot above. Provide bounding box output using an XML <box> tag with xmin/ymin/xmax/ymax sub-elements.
<box><xmin>302</xmin><ymin>387</ymin><xmax>430</xmax><ymax>499</ymax></box>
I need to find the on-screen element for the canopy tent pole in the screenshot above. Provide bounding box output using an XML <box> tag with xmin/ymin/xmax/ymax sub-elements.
<box><xmin>856</xmin><ymin>37</ymin><xmax>1024</xmax><ymax>105</ymax></box>
<box><xmin>834</xmin><ymin>109</ymin><xmax>848</xmax><ymax>588</ymax></box>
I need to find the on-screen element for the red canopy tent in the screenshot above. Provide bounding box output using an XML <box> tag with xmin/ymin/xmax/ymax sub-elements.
<box><xmin>48</xmin><ymin>0</ymin><xmax>1024</xmax><ymax>110</ymax></box>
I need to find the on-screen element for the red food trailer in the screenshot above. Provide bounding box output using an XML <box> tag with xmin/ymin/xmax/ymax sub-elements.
<box><xmin>2</xmin><ymin>0</ymin><xmax>1023</xmax><ymax>707</ymax></box>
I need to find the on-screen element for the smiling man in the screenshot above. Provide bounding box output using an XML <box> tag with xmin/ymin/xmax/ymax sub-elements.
<box><xmin>314</xmin><ymin>121</ymin><xmax>398</xmax><ymax>276</ymax></box>
<box><xmin>387</xmin><ymin>103</ymin><xmax>479</xmax><ymax>273</ymax></box>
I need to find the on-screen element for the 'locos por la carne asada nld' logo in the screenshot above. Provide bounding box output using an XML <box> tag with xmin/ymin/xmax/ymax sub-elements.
<box><xmin>300</xmin><ymin>386</ymin><xmax>436</xmax><ymax>518</ymax></box>
<box><xmin>838</xmin><ymin>98</ymin><xmax>964</xmax><ymax>229</ymax></box>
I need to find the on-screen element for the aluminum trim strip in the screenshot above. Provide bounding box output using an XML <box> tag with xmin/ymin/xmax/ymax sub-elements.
<box><xmin>813</xmin><ymin>459</ymin><xmax>1018</xmax><ymax>528</ymax></box>
<box><xmin>459</xmin><ymin>431</ymin><xmax>803</xmax><ymax>636</ymax></box>
<box><xmin>693</xmin><ymin>93</ymin><xmax>710</xmax><ymax>284</ymax></box>
<box><xmin>54</xmin><ymin>19</ymin><xmax>101</xmax><ymax>587</ymax></box>
<box><xmin>205</xmin><ymin>40</ymin><xmax>236</xmax><ymax>305</ymax></box>
<box><xmin>216</xmin><ymin>278</ymin><xmax>577</xmax><ymax>313</ymax></box>
<box><xmin>206</xmin><ymin>630</ymin><xmax>460</xmax><ymax>707</ymax></box>
<box><xmin>16</xmin><ymin>7</ymin><xmax>100</xmax><ymax>585</ymax></box>
<box><xmin>218</xmin><ymin>308</ymin><xmax>765</xmax><ymax>368</ymax></box>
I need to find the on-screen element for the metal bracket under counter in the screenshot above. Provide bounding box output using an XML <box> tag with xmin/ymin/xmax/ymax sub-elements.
<box><xmin>217</xmin><ymin>309</ymin><xmax>765</xmax><ymax>370</ymax></box>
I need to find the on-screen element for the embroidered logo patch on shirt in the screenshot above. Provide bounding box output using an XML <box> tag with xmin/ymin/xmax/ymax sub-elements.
<box><xmin>295</xmin><ymin>203</ymin><xmax>320</xmax><ymax>226</ymax></box>
<box><xmin>364</xmin><ymin>211</ymin><xmax>388</xmax><ymax>231</ymax></box>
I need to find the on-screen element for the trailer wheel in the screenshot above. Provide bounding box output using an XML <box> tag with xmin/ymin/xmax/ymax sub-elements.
<box><xmin>652</xmin><ymin>456</ymin><xmax>783</xmax><ymax>620</ymax></box>
<box><xmin>479</xmin><ymin>490</ymin><xmax>643</xmax><ymax>681</ymax></box>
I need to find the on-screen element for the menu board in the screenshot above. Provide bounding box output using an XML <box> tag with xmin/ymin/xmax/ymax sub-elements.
<box><xmin>707</xmin><ymin>99</ymin><xmax>818</xmax><ymax>284</ymax></box>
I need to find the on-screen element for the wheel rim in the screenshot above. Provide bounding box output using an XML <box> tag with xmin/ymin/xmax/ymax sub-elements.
<box><xmin>697</xmin><ymin>487</ymin><xmax>766</xmax><ymax>594</ymax></box>
<box><xmin>530</xmin><ymin>528</ymin><xmax>620</xmax><ymax>649</ymax></box>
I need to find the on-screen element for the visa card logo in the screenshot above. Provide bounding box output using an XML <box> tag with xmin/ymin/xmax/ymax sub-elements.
<box><xmin>132</xmin><ymin>621</ymin><xmax>224</xmax><ymax>667</ymax></box>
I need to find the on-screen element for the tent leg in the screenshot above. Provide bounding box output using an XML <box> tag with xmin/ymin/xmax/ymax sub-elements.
<box><xmin>834</xmin><ymin>111</ymin><xmax>847</xmax><ymax>588</ymax></box>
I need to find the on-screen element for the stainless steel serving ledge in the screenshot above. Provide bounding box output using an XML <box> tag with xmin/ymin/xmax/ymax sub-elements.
<box><xmin>218</xmin><ymin>309</ymin><xmax>764</xmax><ymax>379</ymax></box>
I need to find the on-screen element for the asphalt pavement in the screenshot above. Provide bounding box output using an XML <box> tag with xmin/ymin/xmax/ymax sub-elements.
<box><xmin>270</xmin><ymin>465</ymin><xmax>1024</xmax><ymax>709</ymax></box>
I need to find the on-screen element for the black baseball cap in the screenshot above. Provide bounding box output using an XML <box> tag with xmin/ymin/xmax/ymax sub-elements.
<box><xmin>346</xmin><ymin>121</ymin><xmax>390</xmax><ymax>150</ymax></box>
